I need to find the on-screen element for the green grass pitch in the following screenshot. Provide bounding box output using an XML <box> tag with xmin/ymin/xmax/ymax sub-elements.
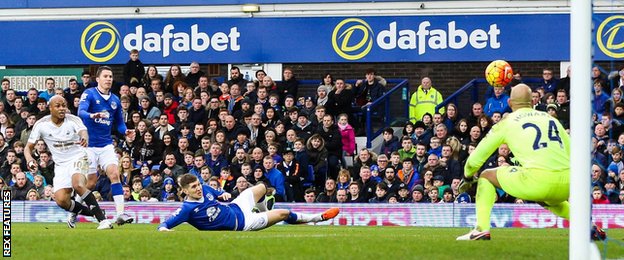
<box><xmin>11</xmin><ymin>223</ymin><xmax>624</xmax><ymax>259</ymax></box>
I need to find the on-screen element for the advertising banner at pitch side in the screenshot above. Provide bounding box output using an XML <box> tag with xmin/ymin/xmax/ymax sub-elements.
<box><xmin>0</xmin><ymin>14</ymin><xmax>622</xmax><ymax>65</ymax></box>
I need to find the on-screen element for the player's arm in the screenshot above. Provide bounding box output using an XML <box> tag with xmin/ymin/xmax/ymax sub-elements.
<box><xmin>78</xmin><ymin>130</ymin><xmax>89</xmax><ymax>147</ymax></box>
<box><xmin>206</xmin><ymin>185</ymin><xmax>230</xmax><ymax>201</ymax></box>
<box><xmin>77</xmin><ymin>92</ymin><xmax>93</xmax><ymax>120</ymax></box>
<box><xmin>69</xmin><ymin>114</ymin><xmax>89</xmax><ymax>147</ymax></box>
<box><xmin>113</xmin><ymin>98</ymin><xmax>128</xmax><ymax>134</ymax></box>
<box><xmin>24</xmin><ymin>121</ymin><xmax>42</xmax><ymax>170</ymax></box>
<box><xmin>24</xmin><ymin>141</ymin><xmax>38</xmax><ymax>171</ymax></box>
<box><xmin>464</xmin><ymin>121</ymin><xmax>506</xmax><ymax>178</ymax></box>
<box><xmin>158</xmin><ymin>207</ymin><xmax>189</xmax><ymax>231</ymax></box>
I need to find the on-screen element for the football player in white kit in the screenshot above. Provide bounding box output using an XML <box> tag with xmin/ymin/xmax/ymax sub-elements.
<box><xmin>24</xmin><ymin>96</ymin><xmax>113</xmax><ymax>229</ymax></box>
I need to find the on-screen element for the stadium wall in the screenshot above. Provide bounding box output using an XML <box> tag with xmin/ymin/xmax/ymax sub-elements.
<box><xmin>13</xmin><ymin>201</ymin><xmax>624</xmax><ymax>229</ymax></box>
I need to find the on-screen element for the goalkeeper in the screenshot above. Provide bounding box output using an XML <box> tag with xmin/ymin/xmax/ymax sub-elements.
<box><xmin>456</xmin><ymin>84</ymin><xmax>604</xmax><ymax>241</ymax></box>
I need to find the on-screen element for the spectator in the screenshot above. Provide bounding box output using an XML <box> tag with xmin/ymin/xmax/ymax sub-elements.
<box><xmin>164</xmin><ymin>65</ymin><xmax>185</xmax><ymax>94</ymax></box>
<box><xmin>397</xmin><ymin>159</ymin><xmax>420</xmax><ymax>191</ymax></box>
<box><xmin>306</xmin><ymin>134</ymin><xmax>328</xmax><ymax>190</ymax></box>
<box><xmin>396</xmin><ymin>136</ymin><xmax>417</xmax><ymax>162</ymax></box>
<box><xmin>145</xmin><ymin>171</ymin><xmax>164</xmax><ymax>198</ymax></box>
<box><xmin>138</xmin><ymin>96</ymin><xmax>161</xmax><ymax>121</ymax></box>
<box><xmin>316</xmin><ymin>178</ymin><xmax>337</xmax><ymax>203</ymax></box>
<box><xmin>123</xmin><ymin>49</ymin><xmax>145</xmax><ymax>85</ymax></box>
<box><xmin>409</xmin><ymin>77</ymin><xmax>444</xmax><ymax>123</ymax></box>
<box><xmin>369</xmin><ymin>182</ymin><xmax>389</xmax><ymax>203</ymax></box>
<box><xmin>319</xmin><ymin>72</ymin><xmax>335</xmax><ymax>93</ymax></box>
<box><xmin>133</xmin><ymin>130</ymin><xmax>163</xmax><ymax>168</ymax></box>
<box><xmin>337</xmin><ymin>113</ymin><xmax>356</xmax><ymax>157</ymax></box>
<box><xmin>411</xmin><ymin>121</ymin><xmax>432</xmax><ymax>146</ymax></box>
<box><xmin>277</xmin><ymin>67</ymin><xmax>298</xmax><ymax>103</ymax></box>
<box><xmin>262</xmin><ymin>156</ymin><xmax>286</xmax><ymax>202</ymax></box>
<box><xmin>185</xmin><ymin>62</ymin><xmax>205</xmax><ymax>88</ymax></box>
<box><xmin>277</xmin><ymin>147</ymin><xmax>301</xmax><ymax>202</ymax></box>
<box><xmin>27</xmin><ymin>188</ymin><xmax>40</xmax><ymax>201</ymax></box>
<box><xmin>396</xmin><ymin>184</ymin><xmax>410</xmax><ymax>203</ymax></box>
<box><xmin>131</xmin><ymin>178</ymin><xmax>143</xmax><ymax>201</ymax></box>
<box><xmin>539</xmin><ymin>68</ymin><xmax>558</xmax><ymax>94</ymax></box>
<box><xmin>592</xmin><ymin>186</ymin><xmax>610</xmax><ymax>204</ymax></box>
<box><xmin>352</xmin><ymin>148</ymin><xmax>376</xmax><ymax>179</ymax></box>
<box><xmin>443</xmin><ymin>103</ymin><xmax>461</xmax><ymax>132</ymax></box>
<box><xmin>230</xmin><ymin>176</ymin><xmax>250</xmax><ymax>199</ymax></box>
<box><xmin>326</xmin><ymin>78</ymin><xmax>354</xmax><ymax>119</ymax></box>
<box><xmin>159</xmin><ymin>177</ymin><xmax>178</xmax><ymax>202</ymax></box>
<box><xmin>317</xmin><ymin>114</ymin><xmax>342</xmax><ymax>179</ymax></box>
<box><xmin>466</xmin><ymin>102</ymin><xmax>484</xmax><ymax>128</ymax></box>
<box><xmin>346</xmin><ymin>181</ymin><xmax>366</xmax><ymax>203</ymax></box>
<box><xmin>336</xmin><ymin>188</ymin><xmax>348</xmax><ymax>203</ymax></box>
<box><xmin>383</xmin><ymin>167</ymin><xmax>402</xmax><ymax>195</ymax></box>
<box><xmin>357</xmin><ymin>166</ymin><xmax>377</xmax><ymax>201</ymax></box>
<box><xmin>427</xmin><ymin>186</ymin><xmax>441</xmax><ymax>203</ymax></box>
<box><xmin>379</xmin><ymin>128</ymin><xmax>399</xmax><ymax>157</ymax></box>
<box><xmin>160</xmin><ymin>153</ymin><xmax>186</xmax><ymax>181</ymax></box>
<box><xmin>354</xmin><ymin>68</ymin><xmax>385</xmax><ymax>108</ymax></box>
<box><xmin>123</xmin><ymin>184</ymin><xmax>135</xmax><ymax>202</ymax></box>
<box><xmin>227</xmin><ymin>66</ymin><xmax>248</xmax><ymax>89</ymax></box>
<box><xmin>441</xmin><ymin>188</ymin><xmax>454</xmax><ymax>203</ymax></box>
<box><xmin>593</xmin><ymin>79</ymin><xmax>610</xmax><ymax>119</ymax></box>
<box><xmin>484</xmin><ymin>86</ymin><xmax>510</xmax><ymax>117</ymax></box>
<box><xmin>11</xmin><ymin>172</ymin><xmax>34</xmax><ymax>200</ymax></box>
<box><xmin>206</xmin><ymin>143</ymin><xmax>228</xmax><ymax>176</ymax></box>
<box><xmin>411</xmin><ymin>184</ymin><xmax>426</xmax><ymax>203</ymax></box>
<box><xmin>336</xmin><ymin>169</ymin><xmax>351</xmax><ymax>190</ymax></box>
<box><xmin>303</xmin><ymin>188</ymin><xmax>316</xmax><ymax>203</ymax></box>
<box><xmin>139</xmin><ymin>189</ymin><xmax>158</xmax><ymax>202</ymax></box>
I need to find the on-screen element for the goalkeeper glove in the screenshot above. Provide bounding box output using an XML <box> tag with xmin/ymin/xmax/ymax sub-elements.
<box><xmin>458</xmin><ymin>175</ymin><xmax>477</xmax><ymax>194</ymax></box>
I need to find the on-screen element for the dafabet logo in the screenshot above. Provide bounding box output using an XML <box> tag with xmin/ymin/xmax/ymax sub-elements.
<box><xmin>597</xmin><ymin>15</ymin><xmax>624</xmax><ymax>58</ymax></box>
<box><xmin>331</xmin><ymin>18</ymin><xmax>501</xmax><ymax>61</ymax></box>
<box><xmin>332</xmin><ymin>18</ymin><xmax>374</xmax><ymax>60</ymax></box>
<box><xmin>81</xmin><ymin>22</ymin><xmax>120</xmax><ymax>62</ymax></box>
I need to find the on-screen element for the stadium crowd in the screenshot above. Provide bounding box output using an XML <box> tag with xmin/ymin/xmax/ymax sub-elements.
<box><xmin>0</xmin><ymin>49</ymin><xmax>623</xmax><ymax>205</ymax></box>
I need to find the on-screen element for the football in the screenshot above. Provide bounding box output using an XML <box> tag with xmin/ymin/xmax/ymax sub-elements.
<box><xmin>485</xmin><ymin>60</ymin><xmax>514</xmax><ymax>88</ymax></box>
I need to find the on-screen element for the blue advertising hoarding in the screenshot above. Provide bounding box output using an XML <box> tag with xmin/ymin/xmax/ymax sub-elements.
<box><xmin>0</xmin><ymin>14</ymin><xmax>621</xmax><ymax>65</ymax></box>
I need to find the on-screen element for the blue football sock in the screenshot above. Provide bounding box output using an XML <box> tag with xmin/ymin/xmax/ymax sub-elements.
<box><xmin>285</xmin><ymin>211</ymin><xmax>298</xmax><ymax>224</ymax></box>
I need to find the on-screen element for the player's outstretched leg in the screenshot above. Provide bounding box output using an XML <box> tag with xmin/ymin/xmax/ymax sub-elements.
<box><xmin>265</xmin><ymin>208</ymin><xmax>340</xmax><ymax>227</ymax></box>
<box><xmin>106</xmin><ymin>164</ymin><xmax>134</xmax><ymax>226</ymax></box>
<box><xmin>457</xmin><ymin>170</ymin><xmax>497</xmax><ymax>241</ymax></box>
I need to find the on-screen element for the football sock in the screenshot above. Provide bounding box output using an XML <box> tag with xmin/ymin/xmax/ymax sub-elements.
<box><xmin>543</xmin><ymin>201</ymin><xmax>570</xmax><ymax>220</ymax></box>
<box><xmin>285</xmin><ymin>211</ymin><xmax>322</xmax><ymax>224</ymax></box>
<box><xmin>475</xmin><ymin>178</ymin><xmax>496</xmax><ymax>232</ymax></box>
<box><xmin>285</xmin><ymin>212</ymin><xmax>298</xmax><ymax>224</ymax></box>
<box><xmin>255</xmin><ymin>196</ymin><xmax>268</xmax><ymax>212</ymax></box>
<box><xmin>81</xmin><ymin>190</ymin><xmax>106</xmax><ymax>222</ymax></box>
<box><xmin>68</xmin><ymin>200</ymin><xmax>94</xmax><ymax>216</ymax></box>
<box><xmin>111</xmin><ymin>182</ymin><xmax>124</xmax><ymax>215</ymax></box>
<box><xmin>74</xmin><ymin>193</ymin><xmax>83</xmax><ymax>205</ymax></box>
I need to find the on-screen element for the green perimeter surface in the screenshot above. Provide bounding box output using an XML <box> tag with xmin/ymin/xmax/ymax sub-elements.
<box><xmin>10</xmin><ymin>223</ymin><xmax>624</xmax><ymax>259</ymax></box>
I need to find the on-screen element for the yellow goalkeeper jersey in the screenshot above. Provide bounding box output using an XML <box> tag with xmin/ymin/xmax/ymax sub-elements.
<box><xmin>464</xmin><ymin>107</ymin><xmax>570</xmax><ymax>176</ymax></box>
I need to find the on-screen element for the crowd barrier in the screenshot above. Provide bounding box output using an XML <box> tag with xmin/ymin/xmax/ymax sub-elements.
<box><xmin>12</xmin><ymin>201</ymin><xmax>624</xmax><ymax>228</ymax></box>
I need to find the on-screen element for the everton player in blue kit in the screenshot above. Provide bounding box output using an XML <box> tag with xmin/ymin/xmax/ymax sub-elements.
<box><xmin>158</xmin><ymin>174</ymin><xmax>340</xmax><ymax>231</ymax></box>
<box><xmin>73</xmin><ymin>66</ymin><xmax>135</xmax><ymax>228</ymax></box>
